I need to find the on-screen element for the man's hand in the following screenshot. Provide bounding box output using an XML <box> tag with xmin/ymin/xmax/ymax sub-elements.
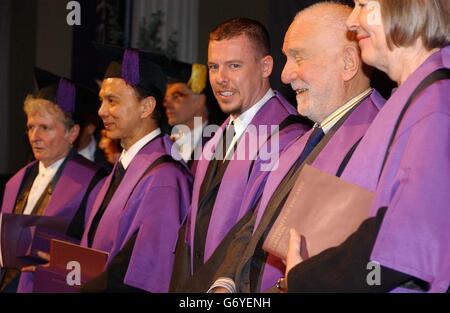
<box><xmin>21</xmin><ymin>251</ymin><xmax>51</xmax><ymax>273</ymax></box>
<box><xmin>285</xmin><ymin>229</ymin><xmax>303</xmax><ymax>277</ymax></box>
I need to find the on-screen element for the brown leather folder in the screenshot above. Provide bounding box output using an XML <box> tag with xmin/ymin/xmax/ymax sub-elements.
<box><xmin>263</xmin><ymin>164</ymin><xmax>374</xmax><ymax>261</ymax></box>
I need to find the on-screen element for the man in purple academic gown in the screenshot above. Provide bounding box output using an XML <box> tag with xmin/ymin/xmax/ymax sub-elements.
<box><xmin>169</xmin><ymin>17</ymin><xmax>310</xmax><ymax>291</ymax></box>
<box><xmin>285</xmin><ymin>46</ymin><xmax>450</xmax><ymax>294</ymax></box>
<box><xmin>76</xmin><ymin>46</ymin><xmax>192</xmax><ymax>293</ymax></box>
<box><xmin>198</xmin><ymin>3</ymin><xmax>388</xmax><ymax>293</ymax></box>
<box><xmin>0</xmin><ymin>73</ymin><xmax>106</xmax><ymax>293</ymax></box>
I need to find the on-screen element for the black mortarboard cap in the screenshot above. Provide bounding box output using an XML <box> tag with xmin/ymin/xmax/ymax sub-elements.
<box><xmin>94</xmin><ymin>43</ymin><xmax>168</xmax><ymax>103</ymax></box>
<box><xmin>34</xmin><ymin>67</ymin><xmax>76</xmax><ymax>113</ymax></box>
<box><xmin>34</xmin><ymin>67</ymin><xmax>100</xmax><ymax>125</ymax></box>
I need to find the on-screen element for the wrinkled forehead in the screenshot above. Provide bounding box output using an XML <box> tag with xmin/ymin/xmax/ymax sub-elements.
<box><xmin>27</xmin><ymin>110</ymin><xmax>62</xmax><ymax>126</ymax></box>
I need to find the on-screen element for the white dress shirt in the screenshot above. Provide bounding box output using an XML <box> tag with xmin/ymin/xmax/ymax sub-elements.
<box><xmin>23</xmin><ymin>157</ymin><xmax>65</xmax><ymax>215</ymax></box>
<box><xmin>224</xmin><ymin>89</ymin><xmax>275</xmax><ymax>159</ymax></box>
<box><xmin>316</xmin><ymin>88</ymin><xmax>373</xmax><ymax>134</ymax></box>
<box><xmin>173</xmin><ymin>121</ymin><xmax>207</xmax><ymax>163</ymax></box>
<box><xmin>119</xmin><ymin>128</ymin><xmax>161</xmax><ymax>169</ymax></box>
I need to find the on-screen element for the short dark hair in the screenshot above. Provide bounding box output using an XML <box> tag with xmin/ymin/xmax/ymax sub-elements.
<box><xmin>132</xmin><ymin>85</ymin><xmax>164</xmax><ymax>126</ymax></box>
<box><xmin>209</xmin><ymin>17</ymin><xmax>271</xmax><ymax>58</ymax></box>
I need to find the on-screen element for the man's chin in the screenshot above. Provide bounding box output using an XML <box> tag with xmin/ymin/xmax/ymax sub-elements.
<box><xmin>296</xmin><ymin>103</ymin><xmax>311</xmax><ymax>118</ymax></box>
<box><xmin>168</xmin><ymin>119</ymin><xmax>179</xmax><ymax>127</ymax></box>
<box><xmin>105</xmin><ymin>130</ymin><xmax>120</xmax><ymax>141</ymax></box>
<box><xmin>219</xmin><ymin>104</ymin><xmax>241</xmax><ymax>116</ymax></box>
<box><xmin>32</xmin><ymin>151</ymin><xmax>44</xmax><ymax>159</ymax></box>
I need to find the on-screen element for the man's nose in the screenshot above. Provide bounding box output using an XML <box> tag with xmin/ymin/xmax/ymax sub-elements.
<box><xmin>281</xmin><ymin>60</ymin><xmax>297</xmax><ymax>85</ymax></box>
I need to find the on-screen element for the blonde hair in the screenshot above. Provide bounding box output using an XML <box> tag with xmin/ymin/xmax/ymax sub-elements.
<box><xmin>380</xmin><ymin>0</ymin><xmax>450</xmax><ymax>50</ymax></box>
<box><xmin>23</xmin><ymin>95</ymin><xmax>75</xmax><ymax>130</ymax></box>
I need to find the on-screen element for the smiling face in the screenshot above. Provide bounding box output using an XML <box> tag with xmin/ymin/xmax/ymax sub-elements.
<box><xmin>27</xmin><ymin>110</ymin><xmax>77</xmax><ymax>167</ymax></box>
<box><xmin>98</xmin><ymin>78</ymin><xmax>153</xmax><ymax>149</ymax></box>
<box><xmin>347</xmin><ymin>0</ymin><xmax>390</xmax><ymax>69</ymax></box>
<box><xmin>163</xmin><ymin>82</ymin><xmax>200</xmax><ymax>128</ymax></box>
<box><xmin>207</xmin><ymin>34</ymin><xmax>272</xmax><ymax>117</ymax></box>
<box><xmin>281</xmin><ymin>18</ymin><xmax>347</xmax><ymax>123</ymax></box>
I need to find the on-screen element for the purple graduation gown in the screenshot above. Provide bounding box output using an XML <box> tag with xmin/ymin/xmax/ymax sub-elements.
<box><xmin>189</xmin><ymin>91</ymin><xmax>309</xmax><ymax>266</ymax></box>
<box><xmin>341</xmin><ymin>46</ymin><xmax>450</xmax><ymax>293</ymax></box>
<box><xmin>251</xmin><ymin>90</ymin><xmax>385</xmax><ymax>291</ymax></box>
<box><xmin>1</xmin><ymin>154</ymin><xmax>102</xmax><ymax>293</ymax></box>
<box><xmin>81</xmin><ymin>135</ymin><xmax>192</xmax><ymax>292</ymax></box>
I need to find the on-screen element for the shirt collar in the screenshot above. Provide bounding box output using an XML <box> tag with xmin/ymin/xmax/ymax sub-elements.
<box><xmin>38</xmin><ymin>157</ymin><xmax>65</xmax><ymax>176</ymax></box>
<box><xmin>229</xmin><ymin>88</ymin><xmax>274</xmax><ymax>139</ymax></box>
<box><xmin>316</xmin><ymin>88</ymin><xmax>372</xmax><ymax>134</ymax></box>
<box><xmin>119</xmin><ymin>128</ymin><xmax>161</xmax><ymax>169</ymax></box>
<box><xmin>173</xmin><ymin>121</ymin><xmax>207</xmax><ymax>162</ymax></box>
<box><xmin>223</xmin><ymin>89</ymin><xmax>274</xmax><ymax>160</ymax></box>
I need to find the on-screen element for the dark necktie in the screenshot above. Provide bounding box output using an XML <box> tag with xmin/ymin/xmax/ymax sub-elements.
<box><xmin>87</xmin><ymin>161</ymin><xmax>126</xmax><ymax>247</ymax></box>
<box><xmin>294</xmin><ymin>126</ymin><xmax>325</xmax><ymax>172</ymax></box>
<box><xmin>218</xmin><ymin>120</ymin><xmax>236</xmax><ymax>161</ymax></box>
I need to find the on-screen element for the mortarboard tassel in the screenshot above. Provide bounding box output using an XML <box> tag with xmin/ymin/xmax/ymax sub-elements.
<box><xmin>122</xmin><ymin>49</ymin><xmax>140</xmax><ymax>86</ymax></box>
<box><xmin>56</xmin><ymin>78</ymin><xmax>76</xmax><ymax>113</ymax></box>
<box><xmin>187</xmin><ymin>63</ymin><xmax>207</xmax><ymax>94</ymax></box>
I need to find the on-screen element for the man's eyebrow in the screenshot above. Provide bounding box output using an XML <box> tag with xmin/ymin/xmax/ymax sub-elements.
<box><xmin>282</xmin><ymin>48</ymin><xmax>298</xmax><ymax>57</ymax></box>
<box><xmin>100</xmin><ymin>92</ymin><xmax>120</xmax><ymax>99</ymax></box>
<box><xmin>287</xmin><ymin>47</ymin><xmax>310</xmax><ymax>58</ymax></box>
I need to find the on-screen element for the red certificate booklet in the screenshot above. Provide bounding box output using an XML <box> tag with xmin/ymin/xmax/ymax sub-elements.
<box><xmin>33</xmin><ymin>239</ymin><xmax>108</xmax><ymax>293</ymax></box>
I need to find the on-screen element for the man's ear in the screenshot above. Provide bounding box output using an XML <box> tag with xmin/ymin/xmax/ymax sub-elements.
<box><xmin>68</xmin><ymin>124</ymin><xmax>80</xmax><ymax>145</ymax></box>
<box><xmin>260</xmin><ymin>55</ymin><xmax>274</xmax><ymax>78</ymax></box>
<box><xmin>140</xmin><ymin>96</ymin><xmax>156</xmax><ymax>118</ymax></box>
<box><xmin>342</xmin><ymin>45</ymin><xmax>360</xmax><ymax>82</ymax></box>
